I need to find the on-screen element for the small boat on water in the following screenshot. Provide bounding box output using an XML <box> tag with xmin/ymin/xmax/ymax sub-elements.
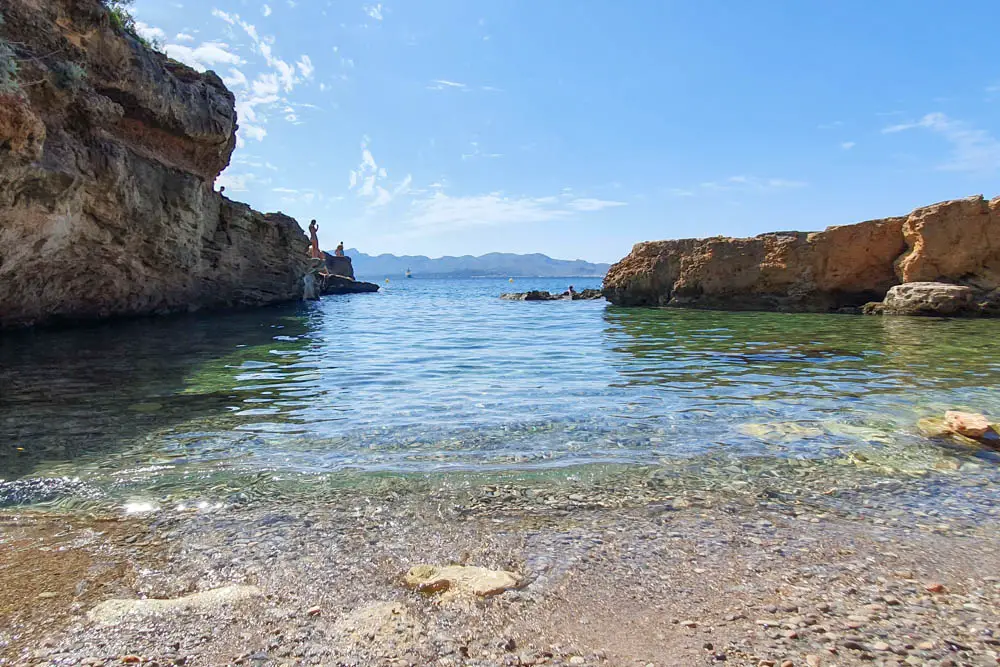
<box><xmin>405</xmin><ymin>269</ymin><xmax>413</xmax><ymax>278</ymax></box>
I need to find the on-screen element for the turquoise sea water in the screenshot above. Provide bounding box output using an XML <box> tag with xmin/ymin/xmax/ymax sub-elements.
<box><xmin>2</xmin><ymin>277</ymin><xmax>1000</xmax><ymax>508</ymax></box>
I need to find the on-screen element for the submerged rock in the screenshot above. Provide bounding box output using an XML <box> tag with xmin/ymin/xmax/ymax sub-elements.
<box><xmin>944</xmin><ymin>411</ymin><xmax>992</xmax><ymax>439</ymax></box>
<box><xmin>0</xmin><ymin>477</ymin><xmax>103</xmax><ymax>507</ymax></box>
<box><xmin>333</xmin><ymin>602</ymin><xmax>424</xmax><ymax>649</ymax></box>
<box><xmin>88</xmin><ymin>585</ymin><xmax>262</xmax><ymax>624</ymax></box>
<box><xmin>404</xmin><ymin>564</ymin><xmax>520</xmax><ymax>601</ymax></box>
<box><xmin>918</xmin><ymin>412</ymin><xmax>999</xmax><ymax>448</ymax></box>
<box><xmin>604</xmin><ymin>194</ymin><xmax>1000</xmax><ymax>315</ymax></box>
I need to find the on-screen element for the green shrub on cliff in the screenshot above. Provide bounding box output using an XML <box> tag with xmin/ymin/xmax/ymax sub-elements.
<box><xmin>52</xmin><ymin>61</ymin><xmax>87</xmax><ymax>90</ymax></box>
<box><xmin>104</xmin><ymin>0</ymin><xmax>137</xmax><ymax>34</ymax></box>
<box><xmin>0</xmin><ymin>41</ymin><xmax>18</xmax><ymax>94</ymax></box>
<box><xmin>102</xmin><ymin>0</ymin><xmax>161</xmax><ymax>49</ymax></box>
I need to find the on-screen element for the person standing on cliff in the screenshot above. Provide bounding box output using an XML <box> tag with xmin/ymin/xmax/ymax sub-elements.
<box><xmin>335</xmin><ymin>242</ymin><xmax>345</xmax><ymax>257</ymax></box>
<box><xmin>308</xmin><ymin>220</ymin><xmax>322</xmax><ymax>259</ymax></box>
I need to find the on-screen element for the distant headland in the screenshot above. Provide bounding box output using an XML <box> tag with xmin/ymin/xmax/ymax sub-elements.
<box><xmin>346</xmin><ymin>250</ymin><xmax>610</xmax><ymax>278</ymax></box>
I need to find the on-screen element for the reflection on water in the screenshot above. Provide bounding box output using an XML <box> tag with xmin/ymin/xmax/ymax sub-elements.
<box><xmin>2</xmin><ymin>277</ymin><xmax>1000</xmax><ymax>506</ymax></box>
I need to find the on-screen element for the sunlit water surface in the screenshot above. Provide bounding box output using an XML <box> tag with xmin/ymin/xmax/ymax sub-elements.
<box><xmin>3</xmin><ymin>277</ymin><xmax>1000</xmax><ymax>511</ymax></box>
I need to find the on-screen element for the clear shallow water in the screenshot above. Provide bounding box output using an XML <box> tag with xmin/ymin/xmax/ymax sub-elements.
<box><xmin>2</xmin><ymin>277</ymin><xmax>1000</xmax><ymax>507</ymax></box>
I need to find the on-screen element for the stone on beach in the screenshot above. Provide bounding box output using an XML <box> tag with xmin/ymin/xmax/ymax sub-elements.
<box><xmin>943</xmin><ymin>411</ymin><xmax>991</xmax><ymax>439</ymax></box>
<box><xmin>87</xmin><ymin>585</ymin><xmax>262</xmax><ymax>624</ymax></box>
<box><xmin>404</xmin><ymin>564</ymin><xmax>521</xmax><ymax>601</ymax></box>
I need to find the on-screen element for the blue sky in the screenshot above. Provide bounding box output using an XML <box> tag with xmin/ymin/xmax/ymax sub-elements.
<box><xmin>132</xmin><ymin>0</ymin><xmax>1000</xmax><ymax>263</ymax></box>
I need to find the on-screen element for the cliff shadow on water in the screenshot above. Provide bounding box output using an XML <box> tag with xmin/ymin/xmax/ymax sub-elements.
<box><xmin>0</xmin><ymin>305</ymin><xmax>325</xmax><ymax>482</ymax></box>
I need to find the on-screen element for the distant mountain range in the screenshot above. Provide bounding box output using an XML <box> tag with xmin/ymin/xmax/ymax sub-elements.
<box><xmin>344</xmin><ymin>250</ymin><xmax>610</xmax><ymax>278</ymax></box>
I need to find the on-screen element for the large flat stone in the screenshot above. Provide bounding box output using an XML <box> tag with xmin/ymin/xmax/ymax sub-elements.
<box><xmin>881</xmin><ymin>282</ymin><xmax>975</xmax><ymax>316</ymax></box>
<box><xmin>404</xmin><ymin>564</ymin><xmax>520</xmax><ymax>602</ymax></box>
<box><xmin>88</xmin><ymin>585</ymin><xmax>262</xmax><ymax>624</ymax></box>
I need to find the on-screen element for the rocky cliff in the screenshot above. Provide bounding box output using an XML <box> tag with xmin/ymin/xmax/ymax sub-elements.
<box><xmin>604</xmin><ymin>195</ymin><xmax>1000</xmax><ymax>314</ymax></box>
<box><xmin>0</xmin><ymin>0</ymin><xmax>310</xmax><ymax>329</ymax></box>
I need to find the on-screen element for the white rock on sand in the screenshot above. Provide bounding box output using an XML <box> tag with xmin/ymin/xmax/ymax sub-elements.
<box><xmin>88</xmin><ymin>585</ymin><xmax>262</xmax><ymax>624</ymax></box>
<box><xmin>404</xmin><ymin>564</ymin><xmax>520</xmax><ymax>602</ymax></box>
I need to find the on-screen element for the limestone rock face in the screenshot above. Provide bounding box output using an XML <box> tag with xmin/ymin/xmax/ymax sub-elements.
<box><xmin>604</xmin><ymin>196</ymin><xmax>999</xmax><ymax>314</ymax></box>
<box><xmin>880</xmin><ymin>282</ymin><xmax>976</xmax><ymax>316</ymax></box>
<box><xmin>896</xmin><ymin>196</ymin><xmax>1000</xmax><ymax>288</ymax></box>
<box><xmin>0</xmin><ymin>0</ymin><xmax>310</xmax><ymax>329</ymax></box>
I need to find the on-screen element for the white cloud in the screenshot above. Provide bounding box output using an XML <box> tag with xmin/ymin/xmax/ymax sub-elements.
<box><xmin>818</xmin><ymin>121</ymin><xmax>844</xmax><ymax>130</ymax></box>
<box><xmin>692</xmin><ymin>176</ymin><xmax>808</xmax><ymax>194</ymax></box>
<box><xmin>882</xmin><ymin>112</ymin><xmax>1000</xmax><ymax>173</ymax></box>
<box><xmin>174</xmin><ymin>33</ymin><xmax>195</xmax><ymax>42</ymax></box>
<box><xmin>217</xmin><ymin>173</ymin><xmax>250</xmax><ymax>191</ymax></box>
<box><xmin>406</xmin><ymin>193</ymin><xmax>571</xmax><ymax>233</ymax></box>
<box><xmin>394</xmin><ymin>190</ymin><xmax>627</xmax><ymax>236</ymax></box>
<box><xmin>427</xmin><ymin>79</ymin><xmax>466</xmax><ymax>91</ymax></box>
<box><xmin>364</xmin><ymin>3</ymin><xmax>384</xmax><ymax>21</ymax></box>
<box><xmin>764</xmin><ymin>178</ymin><xmax>807</xmax><ymax>189</ymax></box>
<box><xmin>262</xmin><ymin>4</ymin><xmax>272</xmax><ymax>16</ymax></box>
<box><xmin>666</xmin><ymin>188</ymin><xmax>695</xmax><ymax>197</ymax></box>
<box><xmin>135</xmin><ymin>21</ymin><xmax>166</xmax><ymax>43</ymax></box>
<box><xmin>273</xmin><ymin>187</ymin><xmax>298</xmax><ymax>193</ymax></box>
<box><xmin>297</xmin><ymin>55</ymin><xmax>315</xmax><ymax>79</ymax></box>
<box><xmin>205</xmin><ymin>10</ymin><xmax>318</xmax><ymax>143</ymax></box>
<box><xmin>566</xmin><ymin>198</ymin><xmax>628</xmax><ymax>212</ymax></box>
<box><xmin>841</xmin><ymin>141</ymin><xmax>856</xmax><ymax>150</ymax></box>
<box><xmin>242</xmin><ymin>124</ymin><xmax>267</xmax><ymax>142</ymax></box>
<box><xmin>360</xmin><ymin>175</ymin><xmax>376</xmax><ymax>196</ymax></box>
<box><xmin>461</xmin><ymin>141</ymin><xmax>502</xmax><ymax>160</ymax></box>
<box><xmin>222</xmin><ymin>68</ymin><xmax>248</xmax><ymax>88</ymax></box>
<box><xmin>164</xmin><ymin>42</ymin><xmax>244</xmax><ymax>72</ymax></box>
<box><xmin>347</xmin><ymin>139</ymin><xmax>414</xmax><ymax>208</ymax></box>
<box><xmin>252</xmin><ymin>73</ymin><xmax>280</xmax><ymax>96</ymax></box>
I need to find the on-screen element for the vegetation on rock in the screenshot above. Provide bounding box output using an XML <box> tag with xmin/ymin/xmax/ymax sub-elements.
<box><xmin>0</xmin><ymin>14</ymin><xmax>20</xmax><ymax>94</ymax></box>
<box><xmin>102</xmin><ymin>0</ymin><xmax>160</xmax><ymax>49</ymax></box>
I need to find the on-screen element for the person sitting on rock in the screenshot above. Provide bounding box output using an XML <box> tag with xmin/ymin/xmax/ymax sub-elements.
<box><xmin>335</xmin><ymin>242</ymin><xmax>345</xmax><ymax>257</ymax></box>
<box><xmin>566</xmin><ymin>285</ymin><xmax>576</xmax><ymax>299</ymax></box>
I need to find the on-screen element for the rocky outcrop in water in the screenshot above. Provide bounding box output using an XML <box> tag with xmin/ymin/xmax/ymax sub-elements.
<box><xmin>0</xmin><ymin>0</ymin><xmax>310</xmax><ymax>329</ymax></box>
<box><xmin>320</xmin><ymin>275</ymin><xmax>380</xmax><ymax>295</ymax></box>
<box><xmin>302</xmin><ymin>255</ymin><xmax>379</xmax><ymax>296</ymax></box>
<box><xmin>866</xmin><ymin>282</ymin><xmax>978</xmax><ymax>316</ymax></box>
<box><xmin>501</xmin><ymin>289</ymin><xmax>603</xmax><ymax>301</ymax></box>
<box><xmin>323</xmin><ymin>253</ymin><xmax>355</xmax><ymax>279</ymax></box>
<box><xmin>604</xmin><ymin>195</ymin><xmax>1000</xmax><ymax>315</ymax></box>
